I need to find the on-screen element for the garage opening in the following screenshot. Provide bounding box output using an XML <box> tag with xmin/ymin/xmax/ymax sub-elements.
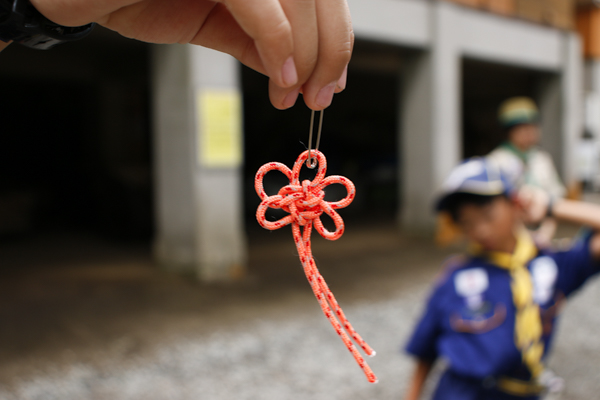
<box><xmin>0</xmin><ymin>29</ymin><xmax>153</xmax><ymax>251</ymax></box>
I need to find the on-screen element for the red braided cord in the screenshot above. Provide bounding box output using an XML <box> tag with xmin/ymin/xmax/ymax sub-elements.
<box><xmin>255</xmin><ymin>150</ymin><xmax>378</xmax><ymax>384</ymax></box>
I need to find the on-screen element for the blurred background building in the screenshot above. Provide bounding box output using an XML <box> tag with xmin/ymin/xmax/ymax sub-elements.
<box><xmin>0</xmin><ymin>0</ymin><xmax>599</xmax><ymax>281</ymax></box>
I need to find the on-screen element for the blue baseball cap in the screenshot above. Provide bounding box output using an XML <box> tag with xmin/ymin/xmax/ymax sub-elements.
<box><xmin>435</xmin><ymin>158</ymin><xmax>513</xmax><ymax>212</ymax></box>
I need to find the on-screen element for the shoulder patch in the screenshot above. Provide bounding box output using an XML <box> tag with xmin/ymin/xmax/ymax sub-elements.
<box><xmin>433</xmin><ymin>255</ymin><xmax>469</xmax><ymax>287</ymax></box>
<box><xmin>454</xmin><ymin>268</ymin><xmax>489</xmax><ymax>298</ymax></box>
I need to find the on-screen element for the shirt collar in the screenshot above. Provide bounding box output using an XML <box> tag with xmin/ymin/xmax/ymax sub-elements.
<box><xmin>501</xmin><ymin>141</ymin><xmax>530</xmax><ymax>164</ymax></box>
<box><xmin>469</xmin><ymin>230</ymin><xmax>538</xmax><ymax>270</ymax></box>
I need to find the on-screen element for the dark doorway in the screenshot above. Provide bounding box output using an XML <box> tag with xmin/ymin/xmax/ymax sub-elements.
<box><xmin>242</xmin><ymin>40</ymin><xmax>403</xmax><ymax>229</ymax></box>
<box><xmin>462</xmin><ymin>58</ymin><xmax>556</xmax><ymax>158</ymax></box>
<box><xmin>0</xmin><ymin>27</ymin><xmax>153</xmax><ymax>243</ymax></box>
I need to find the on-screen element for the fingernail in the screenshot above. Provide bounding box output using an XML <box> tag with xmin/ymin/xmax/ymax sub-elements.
<box><xmin>316</xmin><ymin>83</ymin><xmax>336</xmax><ymax>108</ymax></box>
<box><xmin>282</xmin><ymin>87</ymin><xmax>300</xmax><ymax>109</ymax></box>
<box><xmin>336</xmin><ymin>65</ymin><xmax>348</xmax><ymax>91</ymax></box>
<box><xmin>281</xmin><ymin>56</ymin><xmax>298</xmax><ymax>87</ymax></box>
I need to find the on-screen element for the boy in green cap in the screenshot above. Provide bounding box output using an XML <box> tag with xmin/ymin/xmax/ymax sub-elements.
<box><xmin>488</xmin><ymin>97</ymin><xmax>565</xmax><ymax>246</ymax></box>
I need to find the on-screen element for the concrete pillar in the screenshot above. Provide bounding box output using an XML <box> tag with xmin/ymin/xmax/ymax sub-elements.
<box><xmin>583</xmin><ymin>59</ymin><xmax>600</xmax><ymax>188</ymax></box>
<box><xmin>400</xmin><ymin>2</ymin><xmax>461</xmax><ymax>233</ymax></box>
<box><xmin>585</xmin><ymin>59</ymin><xmax>600</xmax><ymax>139</ymax></box>
<box><xmin>537</xmin><ymin>74</ymin><xmax>562</xmax><ymax>170</ymax></box>
<box><xmin>400</xmin><ymin>51</ymin><xmax>433</xmax><ymax>232</ymax></box>
<box><xmin>588</xmin><ymin>58</ymin><xmax>600</xmax><ymax>95</ymax></box>
<box><xmin>584</xmin><ymin>59</ymin><xmax>600</xmax><ymax>160</ymax></box>
<box><xmin>152</xmin><ymin>44</ymin><xmax>246</xmax><ymax>281</ymax></box>
<box><xmin>561</xmin><ymin>33</ymin><xmax>584</xmax><ymax>185</ymax></box>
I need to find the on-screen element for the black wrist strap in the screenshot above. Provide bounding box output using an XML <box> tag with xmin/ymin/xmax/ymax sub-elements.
<box><xmin>0</xmin><ymin>0</ymin><xmax>94</xmax><ymax>49</ymax></box>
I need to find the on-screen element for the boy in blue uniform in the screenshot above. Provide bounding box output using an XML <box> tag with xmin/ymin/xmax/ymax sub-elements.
<box><xmin>404</xmin><ymin>158</ymin><xmax>600</xmax><ymax>400</ymax></box>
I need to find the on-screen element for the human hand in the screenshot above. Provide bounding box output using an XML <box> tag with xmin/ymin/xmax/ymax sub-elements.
<box><xmin>29</xmin><ymin>0</ymin><xmax>353</xmax><ymax>111</ymax></box>
<box><xmin>531</xmin><ymin>218</ymin><xmax>558</xmax><ymax>248</ymax></box>
<box><xmin>516</xmin><ymin>186</ymin><xmax>551</xmax><ymax>226</ymax></box>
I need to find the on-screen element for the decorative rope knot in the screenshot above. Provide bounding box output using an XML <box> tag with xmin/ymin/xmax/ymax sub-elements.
<box><xmin>271</xmin><ymin>180</ymin><xmax>324</xmax><ymax>227</ymax></box>
<box><xmin>255</xmin><ymin>150</ymin><xmax>355</xmax><ymax>239</ymax></box>
<box><xmin>254</xmin><ymin>150</ymin><xmax>377</xmax><ymax>384</ymax></box>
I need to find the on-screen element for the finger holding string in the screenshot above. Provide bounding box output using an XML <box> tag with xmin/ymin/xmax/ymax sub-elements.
<box><xmin>212</xmin><ymin>0</ymin><xmax>297</xmax><ymax>89</ymax></box>
<box><xmin>102</xmin><ymin>0</ymin><xmax>299</xmax><ymax>88</ymax></box>
<box><xmin>268</xmin><ymin>0</ymin><xmax>319</xmax><ymax>110</ymax></box>
<box><xmin>301</xmin><ymin>0</ymin><xmax>353</xmax><ymax>111</ymax></box>
<box><xmin>30</xmin><ymin>0</ymin><xmax>350</xmax><ymax>111</ymax></box>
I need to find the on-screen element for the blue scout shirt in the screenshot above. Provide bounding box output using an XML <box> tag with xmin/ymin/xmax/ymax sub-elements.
<box><xmin>406</xmin><ymin>233</ymin><xmax>600</xmax><ymax>390</ymax></box>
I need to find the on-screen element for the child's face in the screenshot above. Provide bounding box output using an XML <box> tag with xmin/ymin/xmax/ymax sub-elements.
<box><xmin>455</xmin><ymin>197</ymin><xmax>518</xmax><ymax>252</ymax></box>
<box><xmin>509</xmin><ymin>123</ymin><xmax>540</xmax><ymax>152</ymax></box>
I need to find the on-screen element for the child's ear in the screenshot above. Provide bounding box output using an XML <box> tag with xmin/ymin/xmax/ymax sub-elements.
<box><xmin>435</xmin><ymin>212</ymin><xmax>463</xmax><ymax>247</ymax></box>
<box><xmin>510</xmin><ymin>192</ymin><xmax>523</xmax><ymax>210</ymax></box>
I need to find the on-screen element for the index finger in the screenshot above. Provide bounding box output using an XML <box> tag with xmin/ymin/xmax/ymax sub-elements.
<box><xmin>301</xmin><ymin>0</ymin><xmax>353</xmax><ymax>110</ymax></box>
<box><xmin>220</xmin><ymin>0</ymin><xmax>298</xmax><ymax>89</ymax></box>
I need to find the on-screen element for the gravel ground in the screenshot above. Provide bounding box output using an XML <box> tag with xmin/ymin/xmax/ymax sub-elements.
<box><xmin>0</xmin><ymin>223</ymin><xmax>599</xmax><ymax>400</ymax></box>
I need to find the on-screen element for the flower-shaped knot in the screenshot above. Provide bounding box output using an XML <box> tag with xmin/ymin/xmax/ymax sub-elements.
<box><xmin>254</xmin><ymin>150</ymin><xmax>355</xmax><ymax>240</ymax></box>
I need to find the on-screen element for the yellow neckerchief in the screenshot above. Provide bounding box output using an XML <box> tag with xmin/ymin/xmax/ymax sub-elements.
<box><xmin>470</xmin><ymin>231</ymin><xmax>544</xmax><ymax>379</ymax></box>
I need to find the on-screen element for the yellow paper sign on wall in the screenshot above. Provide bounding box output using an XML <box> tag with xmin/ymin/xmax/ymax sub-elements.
<box><xmin>197</xmin><ymin>89</ymin><xmax>242</xmax><ymax>168</ymax></box>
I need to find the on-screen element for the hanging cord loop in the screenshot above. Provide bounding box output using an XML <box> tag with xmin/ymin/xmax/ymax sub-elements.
<box><xmin>306</xmin><ymin>109</ymin><xmax>324</xmax><ymax>169</ymax></box>
<box><xmin>254</xmin><ymin>150</ymin><xmax>378</xmax><ymax>384</ymax></box>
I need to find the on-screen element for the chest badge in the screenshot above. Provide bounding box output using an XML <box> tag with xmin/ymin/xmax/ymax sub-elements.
<box><xmin>452</xmin><ymin>268</ymin><xmax>506</xmax><ymax>333</ymax></box>
<box><xmin>455</xmin><ymin>268</ymin><xmax>489</xmax><ymax>310</ymax></box>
